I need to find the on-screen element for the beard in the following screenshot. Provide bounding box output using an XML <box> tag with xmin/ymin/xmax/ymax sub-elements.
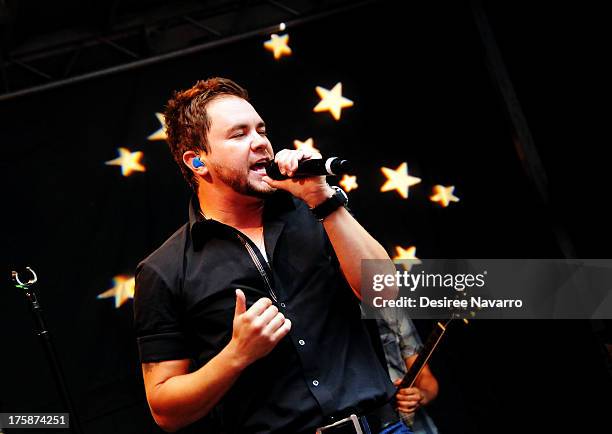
<box><xmin>208</xmin><ymin>161</ymin><xmax>276</xmax><ymax>198</ymax></box>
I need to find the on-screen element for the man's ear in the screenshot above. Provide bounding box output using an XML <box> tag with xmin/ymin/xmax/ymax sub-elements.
<box><xmin>183</xmin><ymin>150</ymin><xmax>208</xmax><ymax>176</ymax></box>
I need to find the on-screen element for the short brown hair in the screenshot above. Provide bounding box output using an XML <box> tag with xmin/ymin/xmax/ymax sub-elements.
<box><xmin>164</xmin><ymin>77</ymin><xmax>249</xmax><ymax>191</ymax></box>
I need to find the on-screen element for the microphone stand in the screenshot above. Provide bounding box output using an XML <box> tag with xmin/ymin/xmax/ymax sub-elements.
<box><xmin>11</xmin><ymin>267</ymin><xmax>85</xmax><ymax>434</ymax></box>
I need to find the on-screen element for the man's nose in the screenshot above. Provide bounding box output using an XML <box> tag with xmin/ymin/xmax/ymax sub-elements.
<box><xmin>250</xmin><ymin>132</ymin><xmax>270</xmax><ymax>151</ymax></box>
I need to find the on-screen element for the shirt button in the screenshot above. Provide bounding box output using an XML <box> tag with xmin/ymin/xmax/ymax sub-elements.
<box><xmin>312</xmin><ymin>380</ymin><xmax>319</xmax><ymax>387</ymax></box>
<box><xmin>298</xmin><ymin>339</ymin><xmax>305</xmax><ymax>346</ymax></box>
<box><xmin>280</xmin><ymin>303</ymin><xmax>286</xmax><ymax>307</ymax></box>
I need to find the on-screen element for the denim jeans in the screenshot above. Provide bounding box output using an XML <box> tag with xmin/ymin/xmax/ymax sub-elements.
<box><xmin>359</xmin><ymin>418</ymin><xmax>414</xmax><ymax>434</ymax></box>
<box><xmin>377</xmin><ymin>421</ymin><xmax>413</xmax><ymax>434</ymax></box>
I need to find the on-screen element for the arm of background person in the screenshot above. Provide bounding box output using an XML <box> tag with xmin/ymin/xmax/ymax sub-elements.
<box><xmin>394</xmin><ymin>357</ymin><xmax>439</xmax><ymax>414</ymax></box>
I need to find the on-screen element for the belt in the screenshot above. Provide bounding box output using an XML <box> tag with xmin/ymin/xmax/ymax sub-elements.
<box><xmin>315</xmin><ymin>402</ymin><xmax>400</xmax><ymax>434</ymax></box>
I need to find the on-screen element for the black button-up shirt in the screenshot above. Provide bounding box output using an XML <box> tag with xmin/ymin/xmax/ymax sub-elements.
<box><xmin>134</xmin><ymin>192</ymin><xmax>394</xmax><ymax>433</ymax></box>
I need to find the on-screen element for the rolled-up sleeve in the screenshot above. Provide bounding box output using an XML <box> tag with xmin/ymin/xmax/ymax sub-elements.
<box><xmin>133</xmin><ymin>262</ymin><xmax>191</xmax><ymax>363</ymax></box>
<box><xmin>397</xmin><ymin>315</ymin><xmax>422</xmax><ymax>359</ymax></box>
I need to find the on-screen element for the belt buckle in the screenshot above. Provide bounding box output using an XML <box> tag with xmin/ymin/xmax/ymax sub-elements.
<box><xmin>315</xmin><ymin>414</ymin><xmax>364</xmax><ymax>434</ymax></box>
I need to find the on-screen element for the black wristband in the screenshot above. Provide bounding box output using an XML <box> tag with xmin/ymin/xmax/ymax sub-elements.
<box><xmin>310</xmin><ymin>186</ymin><xmax>348</xmax><ymax>221</ymax></box>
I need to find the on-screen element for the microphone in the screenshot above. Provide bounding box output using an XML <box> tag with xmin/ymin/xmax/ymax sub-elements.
<box><xmin>265</xmin><ymin>157</ymin><xmax>353</xmax><ymax>180</ymax></box>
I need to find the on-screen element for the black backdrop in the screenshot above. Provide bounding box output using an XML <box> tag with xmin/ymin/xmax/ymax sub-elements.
<box><xmin>2</xmin><ymin>2</ymin><xmax>610</xmax><ymax>433</ymax></box>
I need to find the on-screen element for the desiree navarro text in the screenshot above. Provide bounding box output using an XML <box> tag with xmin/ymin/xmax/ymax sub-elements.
<box><xmin>372</xmin><ymin>296</ymin><xmax>523</xmax><ymax>309</ymax></box>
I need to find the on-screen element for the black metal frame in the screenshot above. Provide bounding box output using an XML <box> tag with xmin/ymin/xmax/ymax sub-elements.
<box><xmin>0</xmin><ymin>0</ymin><xmax>378</xmax><ymax>101</ymax></box>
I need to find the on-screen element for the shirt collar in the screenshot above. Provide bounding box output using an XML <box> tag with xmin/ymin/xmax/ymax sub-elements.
<box><xmin>188</xmin><ymin>194</ymin><xmax>207</xmax><ymax>232</ymax></box>
<box><xmin>188</xmin><ymin>192</ymin><xmax>296</xmax><ymax>248</ymax></box>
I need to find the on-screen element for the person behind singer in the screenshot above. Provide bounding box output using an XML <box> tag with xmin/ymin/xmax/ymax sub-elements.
<box><xmin>377</xmin><ymin>313</ymin><xmax>440</xmax><ymax>434</ymax></box>
<box><xmin>133</xmin><ymin>77</ymin><xmax>410</xmax><ymax>433</ymax></box>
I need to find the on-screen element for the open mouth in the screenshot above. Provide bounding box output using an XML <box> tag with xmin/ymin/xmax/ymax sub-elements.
<box><xmin>250</xmin><ymin>160</ymin><xmax>269</xmax><ymax>175</ymax></box>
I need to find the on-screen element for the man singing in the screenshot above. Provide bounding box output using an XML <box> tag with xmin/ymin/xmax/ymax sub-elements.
<box><xmin>134</xmin><ymin>77</ymin><xmax>408</xmax><ymax>433</ymax></box>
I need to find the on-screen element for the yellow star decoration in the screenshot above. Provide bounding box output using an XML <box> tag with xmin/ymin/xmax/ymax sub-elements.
<box><xmin>97</xmin><ymin>275</ymin><xmax>135</xmax><ymax>308</ymax></box>
<box><xmin>430</xmin><ymin>185</ymin><xmax>460</xmax><ymax>207</ymax></box>
<box><xmin>313</xmin><ymin>82</ymin><xmax>354</xmax><ymax>121</ymax></box>
<box><xmin>105</xmin><ymin>147</ymin><xmax>146</xmax><ymax>176</ymax></box>
<box><xmin>263</xmin><ymin>33</ymin><xmax>292</xmax><ymax>60</ymax></box>
<box><xmin>339</xmin><ymin>174</ymin><xmax>358</xmax><ymax>192</ymax></box>
<box><xmin>380</xmin><ymin>162</ymin><xmax>421</xmax><ymax>199</ymax></box>
<box><xmin>293</xmin><ymin>138</ymin><xmax>320</xmax><ymax>154</ymax></box>
<box><xmin>392</xmin><ymin>245</ymin><xmax>422</xmax><ymax>272</ymax></box>
<box><xmin>148</xmin><ymin>112</ymin><xmax>167</xmax><ymax>141</ymax></box>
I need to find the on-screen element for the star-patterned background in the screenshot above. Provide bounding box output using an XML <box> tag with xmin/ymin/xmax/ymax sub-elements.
<box><xmin>1</xmin><ymin>2</ymin><xmax>610</xmax><ymax>433</ymax></box>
